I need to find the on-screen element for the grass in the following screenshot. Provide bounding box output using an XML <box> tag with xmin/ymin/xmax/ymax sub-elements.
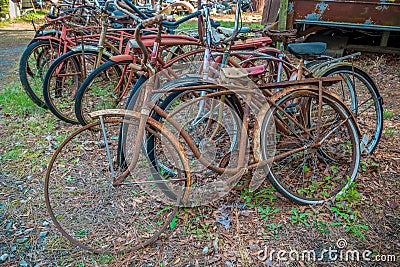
<box><xmin>0</xmin><ymin>80</ymin><xmax>70</xmax><ymax>170</ymax></box>
<box><xmin>384</xmin><ymin>128</ymin><xmax>396</xmax><ymax>136</ymax></box>
<box><xmin>383</xmin><ymin>109</ymin><xmax>394</xmax><ymax>119</ymax></box>
<box><xmin>0</xmin><ymin>10</ymin><xmax>46</xmax><ymax>27</ymax></box>
<box><xmin>0</xmin><ymin>80</ymin><xmax>42</xmax><ymax>115</ymax></box>
<box><xmin>0</xmin><ymin>78</ymin><xmax>84</xmax><ymax>263</ymax></box>
<box><xmin>177</xmin><ymin>18</ymin><xmax>263</xmax><ymax>30</ymax></box>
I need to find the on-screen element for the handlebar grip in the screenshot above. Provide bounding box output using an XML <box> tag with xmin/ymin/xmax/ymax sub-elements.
<box><xmin>142</xmin><ymin>14</ymin><xmax>167</xmax><ymax>28</ymax></box>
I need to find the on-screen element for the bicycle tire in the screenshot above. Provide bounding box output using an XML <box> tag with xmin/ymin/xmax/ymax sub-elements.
<box><xmin>19</xmin><ymin>39</ymin><xmax>63</xmax><ymax>108</ymax></box>
<box><xmin>45</xmin><ymin>115</ymin><xmax>191</xmax><ymax>254</ymax></box>
<box><xmin>146</xmin><ymin>83</ymin><xmax>243</xmax><ymax>203</ymax></box>
<box><xmin>319</xmin><ymin>65</ymin><xmax>383</xmax><ymax>154</ymax></box>
<box><xmin>260</xmin><ymin>87</ymin><xmax>360</xmax><ymax>205</ymax></box>
<box><xmin>43</xmin><ymin>50</ymin><xmax>111</xmax><ymax>124</ymax></box>
<box><xmin>74</xmin><ymin>59</ymin><xmax>135</xmax><ymax>125</ymax></box>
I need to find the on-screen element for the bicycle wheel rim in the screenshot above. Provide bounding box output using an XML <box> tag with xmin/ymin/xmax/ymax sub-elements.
<box><xmin>322</xmin><ymin>66</ymin><xmax>383</xmax><ymax>154</ymax></box>
<box><xmin>19</xmin><ymin>40</ymin><xmax>62</xmax><ymax>108</ymax></box>
<box><xmin>260</xmin><ymin>88</ymin><xmax>360</xmax><ymax>205</ymax></box>
<box><xmin>75</xmin><ymin>59</ymin><xmax>134</xmax><ymax>125</ymax></box>
<box><xmin>44</xmin><ymin>117</ymin><xmax>188</xmax><ymax>254</ymax></box>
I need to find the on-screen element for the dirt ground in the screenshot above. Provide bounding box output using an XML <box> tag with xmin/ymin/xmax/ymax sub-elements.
<box><xmin>0</xmin><ymin>22</ymin><xmax>399</xmax><ymax>267</ymax></box>
<box><xmin>0</xmin><ymin>23</ymin><xmax>34</xmax><ymax>86</ymax></box>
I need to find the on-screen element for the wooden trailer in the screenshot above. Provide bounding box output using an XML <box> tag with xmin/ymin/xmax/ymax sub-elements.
<box><xmin>262</xmin><ymin>0</ymin><xmax>400</xmax><ymax>54</ymax></box>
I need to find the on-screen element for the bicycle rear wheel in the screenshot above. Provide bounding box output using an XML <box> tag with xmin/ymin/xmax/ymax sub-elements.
<box><xmin>319</xmin><ymin>65</ymin><xmax>383</xmax><ymax>154</ymax></box>
<box><xmin>260</xmin><ymin>87</ymin><xmax>360</xmax><ymax>205</ymax></box>
<box><xmin>45</xmin><ymin>115</ymin><xmax>190</xmax><ymax>254</ymax></box>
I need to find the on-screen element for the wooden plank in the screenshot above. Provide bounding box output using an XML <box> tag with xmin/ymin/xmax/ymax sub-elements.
<box><xmin>261</xmin><ymin>0</ymin><xmax>280</xmax><ymax>24</ymax></box>
<box><xmin>380</xmin><ymin>31</ymin><xmax>390</xmax><ymax>47</ymax></box>
<box><xmin>347</xmin><ymin>44</ymin><xmax>400</xmax><ymax>55</ymax></box>
<box><xmin>278</xmin><ymin>0</ymin><xmax>288</xmax><ymax>30</ymax></box>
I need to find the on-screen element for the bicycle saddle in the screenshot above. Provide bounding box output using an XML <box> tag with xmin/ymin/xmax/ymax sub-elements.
<box><xmin>287</xmin><ymin>42</ymin><xmax>326</xmax><ymax>58</ymax></box>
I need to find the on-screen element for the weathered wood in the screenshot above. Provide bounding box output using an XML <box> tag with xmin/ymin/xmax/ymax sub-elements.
<box><xmin>278</xmin><ymin>0</ymin><xmax>288</xmax><ymax>30</ymax></box>
<box><xmin>250</xmin><ymin>0</ymin><xmax>265</xmax><ymax>12</ymax></box>
<box><xmin>347</xmin><ymin>44</ymin><xmax>400</xmax><ymax>55</ymax></box>
<box><xmin>380</xmin><ymin>31</ymin><xmax>390</xmax><ymax>47</ymax></box>
<box><xmin>261</xmin><ymin>0</ymin><xmax>280</xmax><ymax>25</ymax></box>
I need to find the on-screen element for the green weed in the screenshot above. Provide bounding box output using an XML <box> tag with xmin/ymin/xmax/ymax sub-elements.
<box><xmin>191</xmin><ymin>222</ymin><xmax>211</xmax><ymax>239</ymax></box>
<box><xmin>258</xmin><ymin>206</ymin><xmax>280</xmax><ymax>221</ymax></box>
<box><xmin>265</xmin><ymin>223</ymin><xmax>283</xmax><ymax>236</ymax></box>
<box><xmin>384</xmin><ymin>129</ymin><xmax>396</xmax><ymax>136</ymax></box>
<box><xmin>169</xmin><ymin>210</ymin><xmax>179</xmax><ymax>229</ymax></box>
<box><xmin>360</xmin><ymin>159</ymin><xmax>379</xmax><ymax>173</ymax></box>
<box><xmin>315</xmin><ymin>219</ymin><xmax>330</xmax><ymax>234</ymax></box>
<box><xmin>329</xmin><ymin>184</ymin><xmax>369</xmax><ymax>239</ymax></box>
<box><xmin>74</xmin><ymin>229</ymin><xmax>88</xmax><ymax>238</ymax></box>
<box><xmin>383</xmin><ymin>110</ymin><xmax>394</xmax><ymax>119</ymax></box>
<box><xmin>240</xmin><ymin>187</ymin><xmax>277</xmax><ymax>207</ymax></box>
<box><xmin>337</xmin><ymin>182</ymin><xmax>361</xmax><ymax>203</ymax></box>
<box><xmin>98</xmin><ymin>254</ymin><xmax>114</xmax><ymax>265</ymax></box>
<box><xmin>291</xmin><ymin>207</ymin><xmax>310</xmax><ymax>226</ymax></box>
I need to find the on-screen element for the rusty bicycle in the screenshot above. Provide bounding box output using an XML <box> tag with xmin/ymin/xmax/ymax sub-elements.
<box><xmin>44</xmin><ymin>4</ymin><xmax>360</xmax><ymax>254</ymax></box>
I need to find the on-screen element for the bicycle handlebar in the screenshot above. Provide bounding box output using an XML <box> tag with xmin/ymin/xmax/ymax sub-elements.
<box><xmin>224</xmin><ymin>0</ymin><xmax>241</xmax><ymax>43</ymax></box>
<box><xmin>121</xmin><ymin>0</ymin><xmax>202</xmax><ymax>27</ymax></box>
<box><xmin>122</xmin><ymin>0</ymin><xmax>151</xmax><ymax>19</ymax></box>
<box><xmin>102</xmin><ymin>0</ymin><xmax>114</xmax><ymax>15</ymax></box>
<box><xmin>132</xmin><ymin>9</ymin><xmax>203</xmax><ymax>67</ymax></box>
<box><xmin>141</xmin><ymin>14</ymin><xmax>167</xmax><ymax>28</ymax></box>
<box><xmin>161</xmin><ymin>10</ymin><xmax>202</xmax><ymax>28</ymax></box>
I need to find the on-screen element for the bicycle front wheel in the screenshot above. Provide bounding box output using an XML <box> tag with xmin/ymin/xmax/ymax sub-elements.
<box><xmin>146</xmin><ymin>82</ymin><xmax>244</xmax><ymax>206</ymax></box>
<box><xmin>19</xmin><ymin>39</ymin><xmax>63</xmax><ymax>108</ymax></box>
<box><xmin>45</xmin><ymin>115</ymin><xmax>190</xmax><ymax>254</ymax></box>
<box><xmin>75</xmin><ymin>59</ymin><xmax>136</xmax><ymax>125</ymax></box>
<box><xmin>260</xmin><ymin>87</ymin><xmax>360</xmax><ymax>205</ymax></box>
<box><xmin>43</xmin><ymin>50</ymin><xmax>111</xmax><ymax>124</ymax></box>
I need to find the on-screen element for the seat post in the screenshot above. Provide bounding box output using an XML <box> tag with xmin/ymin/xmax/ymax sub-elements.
<box><xmin>297</xmin><ymin>58</ymin><xmax>304</xmax><ymax>80</ymax></box>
